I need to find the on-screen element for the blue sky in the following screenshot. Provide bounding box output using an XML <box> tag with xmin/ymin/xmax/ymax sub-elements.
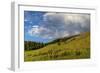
<box><xmin>24</xmin><ymin>11</ymin><xmax>90</xmax><ymax>43</ymax></box>
<box><xmin>24</xmin><ymin>11</ymin><xmax>50</xmax><ymax>43</ymax></box>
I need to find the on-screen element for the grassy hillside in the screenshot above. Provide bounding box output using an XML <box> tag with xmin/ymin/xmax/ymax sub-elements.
<box><xmin>24</xmin><ymin>32</ymin><xmax>90</xmax><ymax>61</ymax></box>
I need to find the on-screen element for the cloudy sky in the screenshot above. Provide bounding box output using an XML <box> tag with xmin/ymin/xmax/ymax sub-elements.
<box><xmin>24</xmin><ymin>11</ymin><xmax>90</xmax><ymax>43</ymax></box>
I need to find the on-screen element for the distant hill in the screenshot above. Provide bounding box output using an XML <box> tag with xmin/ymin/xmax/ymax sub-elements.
<box><xmin>46</xmin><ymin>34</ymin><xmax>80</xmax><ymax>45</ymax></box>
<box><xmin>24</xmin><ymin>32</ymin><xmax>90</xmax><ymax>61</ymax></box>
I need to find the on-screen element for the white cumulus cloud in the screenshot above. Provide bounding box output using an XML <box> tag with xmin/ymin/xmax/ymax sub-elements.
<box><xmin>28</xmin><ymin>12</ymin><xmax>90</xmax><ymax>39</ymax></box>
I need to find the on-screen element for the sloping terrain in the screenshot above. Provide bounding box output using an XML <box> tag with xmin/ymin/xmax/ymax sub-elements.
<box><xmin>24</xmin><ymin>32</ymin><xmax>90</xmax><ymax>61</ymax></box>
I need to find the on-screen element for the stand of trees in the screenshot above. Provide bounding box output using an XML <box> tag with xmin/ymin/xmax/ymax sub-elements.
<box><xmin>24</xmin><ymin>41</ymin><xmax>46</xmax><ymax>51</ymax></box>
<box><xmin>24</xmin><ymin>35</ymin><xmax>79</xmax><ymax>51</ymax></box>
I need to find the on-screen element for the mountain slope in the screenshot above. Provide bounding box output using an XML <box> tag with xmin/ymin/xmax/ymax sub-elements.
<box><xmin>24</xmin><ymin>32</ymin><xmax>90</xmax><ymax>61</ymax></box>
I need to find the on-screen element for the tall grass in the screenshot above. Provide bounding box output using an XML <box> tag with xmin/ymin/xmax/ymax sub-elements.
<box><xmin>24</xmin><ymin>32</ymin><xmax>90</xmax><ymax>61</ymax></box>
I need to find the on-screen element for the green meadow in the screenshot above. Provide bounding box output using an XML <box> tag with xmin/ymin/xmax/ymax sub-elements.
<box><xmin>24</xmin><ymin>32</ymin><xmax>90</xmax><ymax>62</ymax></box>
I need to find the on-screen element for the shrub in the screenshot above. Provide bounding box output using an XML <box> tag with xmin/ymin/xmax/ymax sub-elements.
<box><xmin>75</xmin><ymin>51</ymin><xmax>81</xmax><ymax>56</ymax></box>
<box><xmin>58</xmin><ymin>51</ymin><xmax>71</xmax><ymax>57</ymax></box>
<box><xmin>58</xmin><ymin>42</ymin><xmax>61</xmax><ymax>45</ymax></box>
